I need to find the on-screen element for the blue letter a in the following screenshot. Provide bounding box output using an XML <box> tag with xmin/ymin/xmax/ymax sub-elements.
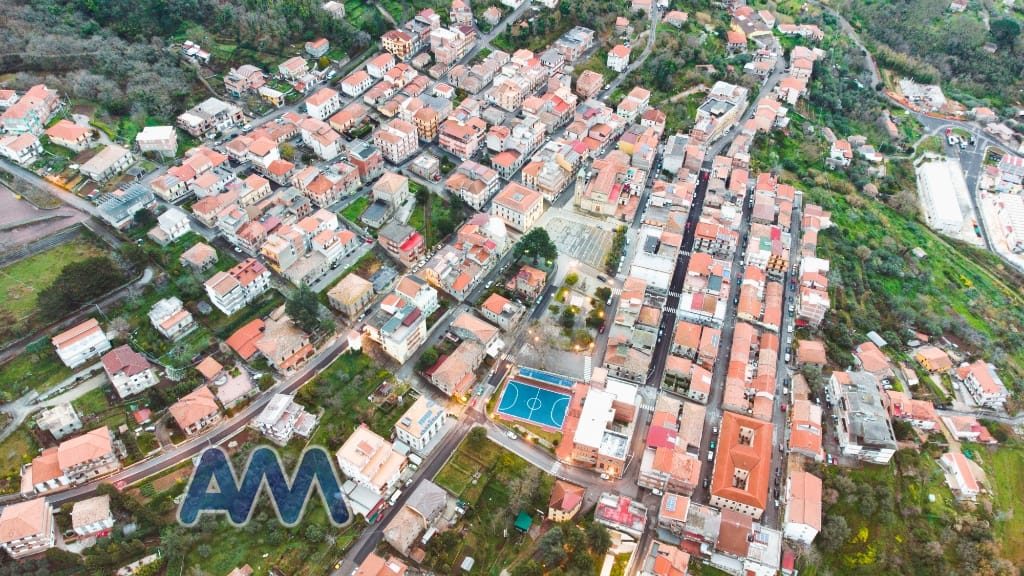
<box><xmin>177</xmin><ymin>446</ymin><xmax>351</xmax><ymax>527</ymax></box>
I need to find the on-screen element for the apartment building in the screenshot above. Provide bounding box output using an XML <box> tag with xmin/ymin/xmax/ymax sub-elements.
<box><xmin>378</xmin><ymin>221</ymin><xmax>425</xmax><ymax>267</ymax></box>
<box><xmin>203</xmin><ymin>258</ymin><xmax>271</xmax><ymax>316</ymax></box>
<box><xmin>439</xmin><ymin>116</ymin><xmax>487</xmax><ymax>160</ymax></box>
<box><xmin>328</xmin><ymin>273</ymin><xmax>375</xmax><ymax>318</ymax></box>
<box><xmin>52</xmin><ymin>318</ymin><xmax>111</xmax><ymax>369</ymax></box>
<box><xmin>224</xmin><ymin>65</ymin><xmax>266</xmax><ymax>97</ymax></box>
<box><xmin>783</xmin><ymin>471</ymin><xmax>822</xmax><ymax>545</ymax></box>
<box><xmin>373</xmin><ymin>118</ymin><xmax>419</xmax><ymax>164</ymax></box>
<box><xmin>70</xmin><ymin>495</ymin><xmax>114</xmax><ymax>538</ymax></box>
<box><xmin>445</xmin><ymin>160</ymin><xmax>499</xmax><ymax>210</ymax></box>
<box><xmin>306</xmin><ymin>87</ymin><xmax>341</xmax><ymax>120</ymax></box>
<box><xmin>176</xmin><ymin>97</ymin><xmax>243</xmax><ymax>137</ymax></box>
<box><xmin>393</xmin><ymin>396</ymin><xmax>448</xmax><ymax>452</ymax></box>
<box><xmin>35</xmin><ymin>403</ymin><xmax>82</xmax><ymax>440</ymax></box>
<box><xmin>956</xmin><ymin>360</ymin><xmax>1009</xmax><ymax>410</ymax></box>
<box><xmin>363</xmin><ymin>295</ymin><xmax>428</xmax><ymax>364</ymax></box>
<box><xmin>23</xmin><ymin>426</ymin><xmax>121</xmax><ymax>495</ymax></box>
<box><xmin>0</xmin><ymin>498</ymin><xmax>55</xmax><ymax>559</ymax></box>
<box><xmin>45</xmin><ymin>119</ymin><xmax>93</xmax><ymax>152</ymax></box>
<box><xmin>830</xmin><ymin>371</ymin><xmax>897</xmax><ymax>464</ymax></box>
<box><xmin>0</xmin><ymin>84</ymin><xmax>60</xmax><ymax>135</ymax></box>
<box><xmin>79</xmin><ymin>144</ymin><xmax>135</xmax><ymax>181</ymax></box>
<box><xmin>252</xmin><ymin>393</ymin><xmax>319</xmax><ymax>446</ymax></box>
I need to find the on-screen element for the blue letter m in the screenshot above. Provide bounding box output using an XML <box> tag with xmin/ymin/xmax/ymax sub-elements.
<box><xmin>177</xmin><ymin>446</ymin><xmax>351</xmax><ymax>527</ymax></box>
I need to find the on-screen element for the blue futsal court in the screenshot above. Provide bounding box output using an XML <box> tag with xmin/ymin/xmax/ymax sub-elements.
<box><xmin>497</xmin><ymin>380</ymin><xmax>570</xmax><ymax>430</ymax></box>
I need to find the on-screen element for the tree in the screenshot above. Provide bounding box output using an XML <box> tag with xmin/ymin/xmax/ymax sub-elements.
<box><xmin>280</xmin><ymin>142</ymin><xmax>296</xmax><ymax>161</ymax></box>
<box><xmin>585</xmin><ymin>522</ymin><xmax>611</xmax><ymax>555</ymax></box>
<box><xmin>564</xmin><ymin>272</ymin><xmax>579</xmax><ymax>286</ymax></box>
<box><xmin>285</xmin><ymin>284</ymin><xmax>321</xmax><ymax>334</ymax></box>
<box><xmin>417</xmin><ymin>347</ymin><xmax>440</xmax><ymax>371</ymax></box>
<box><xmin>560</xmin><ymin>307</ymin><xmax>576</xmax><ymax>329</ymax></box>
<box><xmin>990</xmin><ymin>18</ymin><xmax>1021</xmax><ymax>49</ymax></box>
<box><xmin>37</xmin><ymin>257</ymin><xmax>128</xmax><ymax>321</ymax></box>
<box><xmin>818</xmin><ymin>515</ymin><xmax>851</xmax><ymax>552</ymax></box>
<box><xmin>538</xmin><ymin>526</ymin><xmax>567</xmax><ymax>566</ymax></box>
<box><xmin>514</xmin><ymin>228</ymin><xmax>558</xmax><ymax>263</ymax></box>
<box><xmin>133</xmin><ymin>208</ymin><xmax>157</xmax><ymax>229</ymax></box>
<box><xmin>594</xmin><ymin>286</ymin><xmax>612</xmax><ymax>302</ymax></box>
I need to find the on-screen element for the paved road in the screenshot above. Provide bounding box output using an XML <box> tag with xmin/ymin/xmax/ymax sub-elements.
<box><xmin>42</xmin><ymin>336</ymin><xmax>351</xmax><ymax>507</ymax></box>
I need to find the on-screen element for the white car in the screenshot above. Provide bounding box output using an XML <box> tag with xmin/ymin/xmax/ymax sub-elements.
<box><xmin>600</xmin><ymin>473</ymin><xmax>611</xmax><ymax>481</ymax></box>
<box><xmin>506</xmin><ymin>430</ymin><xmax>518</xmax><ymax>440</ymax></box>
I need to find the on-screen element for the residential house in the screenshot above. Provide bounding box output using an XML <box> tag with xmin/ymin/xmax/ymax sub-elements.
<box><xmin>548</xmin><ymin>480</ymin><xmax>585</xmax><ymax>523</ymax></box>
<box><xmin>336</xmin><ymin>423</ymin><xmax>407</xmax><ymax>494</ymax></box>
<box><xmin>938</xmin><ymin>451</ymin><xmax>980</xmax><ymax>500</ymax></box>
<box><xmin>783</xmin><ymin>471</ymin><xmax>821</xmax><ymax>545</ymax></box>
<box><xmin>169</xmin><ymin>386</ymin><xmax>222</xmax><ymax>436</ymax></box>
<box><xmin>513</xmin><ymin>264</ymin><xmax>547</xmax><ymax>299</ymax></box>
<box><xmin>79</xmin><ymin>144</ymin><xmax>134</xmax><ymax>181</ymax></box>
<box><xmin>383</xmin><ymin>479</ymin><xmax>447</xmax><ymax>556</ymax></box>
<box><xmin>224</xmin><ymin>65</ymin><xmax>266</xmax><ymax>97</ymax></box>
<box><xmin>429</xmin><ymin>340</ymin><xmax>485</xmax><ymax>398</ymax></box>
<box><xmin>252</xmin><ymin>393</ymin><xmax>319</xmax><ymax>445</ymax></box>
<box><xmin>608</xmin><ymin>45</ymin><xmax>631</xmax><ymax>73</ymax></box>
<box><xmin>22</xmin><ymin>426</ymin><xmax>121</xmax><ymax>495</ymax></box>
<box><xmin>254</xmin><ymin>307</ymin><xmax>315</xmax><ymax>374</ymax></box>
<box><xmin>35</xmin><ymin>404</ymin><xmax>82</xmax><ymax>440</ymax></box>
<box><xmin>0</xmin><ymin>134</ymin><xmax>41</xmax><ymax>166</ymax></box>
<box><xmin>328</xmin><ymin>274</ymin><xmax>375</xmax><ymax>318</ymax></box>
<box><xmin>147</xmin><ymin>207</ymin><xmax>191</xmax><ymax>246</ymax></box>
<box><xmin>52</xmin><ymin>318</ymin><xmax>110</xmax><ymax>369</ymax></box>
<box><xmin>101</xmin><ymin>345</ymin><xmax>158</xmax><ymax>398</ymax></box>
<box><xmin>354</xmin><ymin>553</ymin><xmax>408</xmax><ymax>576</ymax></box>
<box><xmin>203</xmin><ymin>258</ymin><xmax>271</xmax><ymax>316</ymax></box>
<box><xmin>341</xmin><ymin>70</ymin><xmax>375</xmax><ymax>97</ymax></box>
<box><xmin>71</xmin><ymin>495</ymin><xmax>114</xmax><ymax>537</ymax></box>
<box><xmin>480</xmin><ymin>293</ymin><xmax>524</xmax><ymax>330</ymax></box>
<box><xmin>278</xmin><ymin>56</ymin><xmax>309</xmax><ymax>80</ymax></box>
<box><xmin>382</xmin><ymin>30</ymin><xmax>416</xmax><ymax>61</ymax></box>
<box><xmin>445</xmin><ymin>160</ymin><xmax>499</xmax><ymax>210</ymax></box>
<box><xmin>594</xmin><ymin>492</ymin><xmax>648</xmax><ymax>538</ymax></box>
<box><xmin>914</xmin><ymin>346</ymin><xmax>953</xmax><ymax>373</ymax></box>
<box><xmin>306</xmin><ymin>38</ymin><xmax>330</xmax><ymax>58</ymax></box>
<box><xmin>0</xmin><ymin>498</ymin><xmax>55</xmax><ymax>559</ymax></box>
<box><xmin>394</xmin><ymin>396</ymin><xmax>447</xmax><ymax>452</ymax></box>
<box><xmin>45</xmin><ymin>119</ymin><xmax>93</xmax><ymax>152</ymax></box>
<box><xmin>306</xmin><ymin>87</ymin><xmax>341</xmax><ymax>121</ymax></box>
<box><xmin>378</xmin><ymin>221</ymin><xmax>425</xmax><ymax>267</ymax></box>
<box><xmin>176</xmin><ymin>98</ymin><xmax>243</xmax><ymax>137</ymax></box>
<box><xmin>180</xmin><ymin>242</ymin><xmax>218</xmax><ymax>273</ymax></box>
<box><xmin>373</xmin><ymin>118</ymin><xmax>419</xmax><ymax>163</ymax></box>
<box><xmin>363</xmin><ymin>295</ymin><xmax>427</xmax><ymax>363</ymax></box>
<box><xmin>439</xmin><ymin>115</ymin><xmax>487</xmax><ymax>160</ymax></box>
<box><xmin>148</xmin><ymin>297</ymin><xmax>196</xmax><ymax>341</ymax></box>
<box><xmin>0</xmin><ymin>84</ymin><xmax>60</xmax><ymax>135</ymax></box>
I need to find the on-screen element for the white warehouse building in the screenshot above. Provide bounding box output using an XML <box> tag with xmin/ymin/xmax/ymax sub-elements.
<box><xmin>916</xmin><ymin>159</ymin><xmax>965</xmax><ymax>236</ymax></box>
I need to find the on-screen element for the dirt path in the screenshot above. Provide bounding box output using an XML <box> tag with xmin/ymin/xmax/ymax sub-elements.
<box><xmin>665</xmin><ymin>83</ymin><xmax>708</xmax><ymax>104</ymax></box>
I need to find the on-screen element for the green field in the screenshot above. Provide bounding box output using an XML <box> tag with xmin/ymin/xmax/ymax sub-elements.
<box><xmin>0</xmin><ymin>427</ymin><xmax>37</xmax><ymax>495</ymax></box>
<box><xmin>0</xmin><ymin>237</ymin><xmax>106</xmax><ymax>322</ymax></box>
<box><xmin>340</xmin><ymin>196</ymin><xmax>370</xmax><ymax>224</ymax></box>
<box><xmin>975</xmin><ymin>443</ymin><xmax>1024</xmax><ymax>564</ymax></box>
<box><xmin>71</xmin><ymin>386</ymin><xmax>111</xmax><ymax>418</ymax></box>
<box><xmin>0</xmin><ymin>349</ymin><xmax>73</xmax><ymax>403</ymax></box>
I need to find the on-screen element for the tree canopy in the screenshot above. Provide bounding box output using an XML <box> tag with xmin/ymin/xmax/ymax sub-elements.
<box><xmin>514</xmin><ymin>228</ymin><xmax>558</xmax><ymax>263</ymax></box>
<box><xmin>37</xmin><ymin>257</ymin><xmax>128</xmax><ymax>321</ymax></box>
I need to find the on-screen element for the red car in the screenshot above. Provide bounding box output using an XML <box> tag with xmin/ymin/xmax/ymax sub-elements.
<box><xmin>599</xmin><ymin>324</ymin><xmax>606</xmax><ymax>334</ymax></box>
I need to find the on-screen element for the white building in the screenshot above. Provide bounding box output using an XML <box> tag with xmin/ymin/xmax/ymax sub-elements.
<box><xmin>51</xmin><ymin>318</ymin><xmax>111</xmax><ymax>369</ymax></box>
<box><xmin>394</xmin><ymin>396</ymin><xmax>447</xmax><ymax>453</ymax></box>
<box><xmin>71</xmin><ymin>495</ymin><xmax>114</xmax><ymax>537</ymax></box>
<box><xmin>148</xmin><ymin>297</ymin><xmax>196</xmax><ymax>340</ymax></box>
<box><xmin>916</xmin><ymin>159</ymin><xmax>966</xmax><ymax>235</ymax></box>
<box><xmin>35</xmin><ymin>403</ymin><xmax>82</xmax><ymax>440</ymax></box>
<box><xmin>135</xmin><ymin>125</ymin><xmax>178</xmax><ymax>156</ymax></box>
<box><xmin>150</xmin><ymin>207</ymin><xmax>191</xmax><ymax>245</ymax></box>
<box><xmin>938</xmin><ymin>451</ymin><xmax>980</xmax><ymax>501</ymax></box>
<box><xmin>101</xmin><ymin>345</ymin><xmax>159</xmax><ymax>399</ymax></box>
<box><xmin>783</xmin><ymin>471</ymin><xmax>821</xmax><ymax>545</ymax></box>
<box><xmin>251</xmin><ymin>393</ymin><xmax>319</xmax><ymax>446</ymax></box>
<box><xmin>203</xmin><ymin>258</ymin><xmax>271</xmax><ymax>316</ymax></box>
<box><xmin>957</xmin><ymin>360</ymin><xmax>1009</xmax><ymax>410</ymax></box>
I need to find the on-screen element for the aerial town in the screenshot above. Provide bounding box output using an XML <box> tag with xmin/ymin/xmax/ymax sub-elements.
<box><xmin>0</xmin><ymin>0</ymin><xmax>1022</xmax><ymax>575</ymax></box>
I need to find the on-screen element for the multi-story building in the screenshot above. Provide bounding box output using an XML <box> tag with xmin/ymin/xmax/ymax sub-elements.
<box><xmin>783</xmin><ymin>471</ymin><xmax>822</xmax><ymax>545</ymax></box>
<box><xmin>305</xmin><ymin>87</ymin><xmax>341</xmax><ymax>121</ymax></box>
<box><xmin>445</xmin><ymin>160</ymin><xmax>499</xmax><ymax>210</ymax></box>
<box><xmin>35</xmin><ymin>403</ymin><xmax>82</xmax><ymax>440</ymax></box>
<box><xmin>607</xmin><ymin>44</ymin><xmax>631</xmax><ymax>72</ymax></box>
<box><xmin>373</xmin><ymin>118</ymin><xmax>419</xmax><ymax>164</ymax></box>
<box><xmin>0</xmin><ymin>133</ymin><xmax>43</xmax><ymax>167</ymax></box>
<box><xmin>0</xmin><ymin>498</ymin><xmax>55</xmax><ymax>559</ymax></box>
<box><xmin>347</xmin><ymin>139</ymin><xmax>385</xmax><ymax>182</ymax></box>
<box><xmin>0</xmin><ymin>84</ymin><xmax>60</xmax><ymax>135</ymax></box>
<box><xmin>378</xmin><ymin>221</ymin><xmax>425</xmax><ymax>268</ymax></box>
<box><xmin>480</xmin><ymin>293</ymin><xmax>525</xmax><ymax>330</ymax></box>
<box><xmin>252</xmin><ymin>393</ymin><xmax>319</xmax><ymax>446</ymax></box>
<box><xmin>363</xmin><ymin>295</ymin><xmax>427</xmax><ymax>363</ymax></box>
<box><xmin>300</xmin><ymin>117</ymin><xmax>344</xmax><ymax>160</ymax></box>
<box><xmin>203</xmin><ymin>258</ymin><xmax>271</xmax><ymax>316</ymax></box>
<box><xmin>430</xmin><ymin>26</ymin><xmax>475</xmax><ymax>66</ymax></box>
<box><xmin>956</xmin><ymin>360</ymin><xmax>1009</xmax><ymax>410</ymax></box>
<box><xmin>101</xmin><ymin>345</ymin><xmax>159</xmax><ymax>399</ymax></box>
<box><xmin>336</xmin><ymin>423</ymin><xmax>407</xmax><ymax>494</ymax></box>
<box><xmin>439</xmin><ymin>116</ymin><xmax>487</xmax><ymax>160</ymax></box>
<box><xmin>394</xmin><ymin>396</ymin><xmax>447</xmax><ymax>452</ymax></box>
<box><xmin>709</xmin><ymin>411</ymin><xmax>772</xmax><ymax>519</ymax></box>
<box><xmin>830</xmin><ymin>371</ymin><xmax>897</xmax><ymax>464</ymax></box>
<box><xmin>169</xmin><ymin>386</ymin><xmax>222</xmax><ymax>436</ymax></box>
<box><xmin>51</xmin><ymin>318</ymin><xmax>110</xmax><ymax>369</ymax></box>
<box><xmin>278</xmin><ymin>56</ymin><xmax>309</xmax><ymax>80</ymax></box>
<box><xmin>23</xmin><ymin>426</ymin><xmax>121</xmax><ymax>495</ymax></box>
<box><xmin>382</xmin><ymin>29</ymin><xmax>416</xmax><ymax>60</ymax></box>
<box><xmin>558</xmin><ymin>381</ymin><xmax>637</xmax><ymax>479</ymax></box>
<box><xmin>491</xmin><ymin>182</ymin><xmax>543</xmax><ymax>232</ymax></box>
<box><xmin>328</xmin><ymin>273</ymin><xmax>375</xmax><ymax>318</ymax></box>
<box><xmin>176</xmin><ymin>97</ymin><xmax>243</xmax><ymax>137</ymax></box>
<box><xmin>341</xmin><ymin>70</ymin><xmax>375</xmax><ymax>97</ymax></box>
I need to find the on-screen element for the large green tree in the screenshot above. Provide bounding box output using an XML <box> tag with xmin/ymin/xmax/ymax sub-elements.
<box><xmin>285</xmin><ymin>284</ymin><xmax>322</xmax><ymax>334</ymax></box>
<box><xmin>514</xmin><ymin>228</ymin><xmax>558</xmax><ymax>263</ymax></box>
<box><xmin>37</xmin><ymin>256</ymin><xmax>128</xmax><ymax>321</ymax></box>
